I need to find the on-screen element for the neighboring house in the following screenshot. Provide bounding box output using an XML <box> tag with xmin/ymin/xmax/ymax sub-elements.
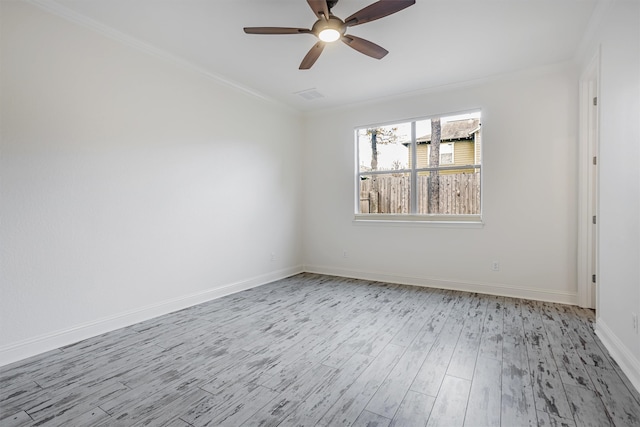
<box><xmin>407</xmin><ymin>118</ymin><xmax>481</xmax><ymax>174</ymax></box>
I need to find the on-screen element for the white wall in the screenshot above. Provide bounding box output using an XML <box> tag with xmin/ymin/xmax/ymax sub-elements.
<box><xmin>302</xmin><ymin>64</ymin><xmax>579</xmax><ymax>303</ymax></box>
<box><xmin>0</xmin><ymin>1</ymin><xmax>303</xmax><ymax>365</ymax></box>
<box><xmin>578</xmin><ymin>0</ymin><xmax>640</xmax><ymax>390</ymax></box>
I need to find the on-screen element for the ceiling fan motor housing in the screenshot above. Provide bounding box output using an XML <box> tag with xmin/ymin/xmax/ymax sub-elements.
<box><xmin>312</xmin><ymin>16</ymin><xmax>345</xmax><ymax>38</ymax></box>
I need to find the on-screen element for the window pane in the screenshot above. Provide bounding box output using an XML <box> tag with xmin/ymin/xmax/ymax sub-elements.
<box><xmin>416</xmin><ymin>170</ymin><xmax>481</xmax><ymax>214</ymax></box>
<box><xmin>359</xmin><ymin>173</ymin><xmax>411</xmax><ymax>214</ymax></box>
<box><xmin>440</xmin><ymin>143</ymin><xmax>454</xmax><ymax>165</ymax></box>
<box><xmin>358</xmin><ymin>123</ymin><xmax>411</xmax><ymax>173</ymax></box>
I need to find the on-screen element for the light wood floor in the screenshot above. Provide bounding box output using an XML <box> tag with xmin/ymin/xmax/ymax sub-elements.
<box><xmin>1</xmin><ymin>273</ymin><xmax>639</xmax><ymax>427</ymax></box>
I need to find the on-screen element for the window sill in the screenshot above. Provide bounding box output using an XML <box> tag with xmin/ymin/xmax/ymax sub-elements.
<box><xmin>353</xmin><ymin>214</ymin><xmax>483</xmax><ymax>228</ymax></box>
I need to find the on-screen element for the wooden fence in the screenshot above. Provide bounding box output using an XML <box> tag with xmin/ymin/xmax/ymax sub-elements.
<box><xmin>359</xmin><ymin>173</ymin><xmax>481</xmax><ymax>214</ymax></box>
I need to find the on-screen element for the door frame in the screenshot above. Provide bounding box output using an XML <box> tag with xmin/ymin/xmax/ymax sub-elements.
<box><xmin>577</xmin><ymin>49</ymin><xmax>600</xmax><ymax>310</ymax></box>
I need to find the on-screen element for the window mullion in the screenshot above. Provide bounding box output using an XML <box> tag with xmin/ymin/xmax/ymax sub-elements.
<box><xmin>356</xmin><ymin>130</ymin><xmax>361</xmax><ymax>214</ymax></box>
<box><xmin>410</xmin><ymin>121</ymin><xmax>417</xmax><ymax>214</ymax></box>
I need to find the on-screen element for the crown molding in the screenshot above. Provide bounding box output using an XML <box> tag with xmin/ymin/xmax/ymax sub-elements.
<box><xmin>25</xmin><ymin>0</ymin><xmax>293</xmax><ymax>112</ymax></box>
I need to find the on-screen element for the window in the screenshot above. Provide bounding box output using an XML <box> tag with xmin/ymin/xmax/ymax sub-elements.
<box><xmin>356</xmin><ymin>111</ymin><xmax>482</xmax><ymax>221</ymax></box>
<box><xmin>428</xmin><ymin>143</ymin><xmax>454</xmax><ymax>165</ymax></box>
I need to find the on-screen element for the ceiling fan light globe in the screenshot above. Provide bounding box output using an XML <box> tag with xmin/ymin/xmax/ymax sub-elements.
<box><xmin>318</xmin><ymin>28</ymin><xmax>341</xmax><ymax>42</ymax></box>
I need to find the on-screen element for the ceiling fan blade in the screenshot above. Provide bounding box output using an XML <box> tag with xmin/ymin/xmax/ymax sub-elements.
<box><xmin>299</xmin><ymin>41</ymin><xmax>325</xmax><ymax>69</ymax></box>
<box><xmin>307</xmin><ymin>0</ymin><xmax>330</xmax><ymax>20</ymax></box>
<box><xmin>344</xmin><ymin>0</ymin><xmax>415</xmax><ymax>27</ymax></box>
<box><xmin>244</xmin><ymin>27</ymin><xmax>311</xmax><ymax>35</ymax></box>
<box><xmin>341</xmin><ymin>35</ymin><xmax>388</xmax><ymax>59</ymax></box>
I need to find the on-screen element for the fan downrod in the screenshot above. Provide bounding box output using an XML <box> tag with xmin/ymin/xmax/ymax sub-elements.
<box><xmin>327</xmin><ymin>0</ymin><xmax>339</xmax><ymax>11</ymax></box>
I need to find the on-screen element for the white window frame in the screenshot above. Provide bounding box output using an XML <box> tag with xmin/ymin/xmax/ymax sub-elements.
<box><xmin>354</xmin><ymin>111</ymin><xmax>483</xmax><ymax>225</ymax></box>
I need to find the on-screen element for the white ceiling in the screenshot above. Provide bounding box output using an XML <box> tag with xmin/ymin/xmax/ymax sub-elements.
<box><xmin>44</xmin><ymin>0</ymin><xmax>600</xmax><ymax>111</ymax></box>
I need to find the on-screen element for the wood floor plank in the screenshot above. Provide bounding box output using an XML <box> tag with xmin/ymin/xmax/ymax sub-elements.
<box><xmin>352</xmin><ymin>410</ymin><xmax>391</xmax><ymax>427</ymax></box>
<box><xmin>0</xmin><ymin>350</ymin><xmax>65</xmax><ymax>391</ymax></box>
<box><xmin>199</xmin><ymin>332</ymin><xmax>315</xmax><ymax>393</ymax></box>
<box><xmin>100</xmin><ymin>349</ymin><xmax>252</xmax><ymax>416</ymax></box>
<box><xmin>0</xmin><ymin>381</ymin><xmax>45</xmax><ymax>416</ymax></box>
<box><xmin>563</xmin><ymin>383</ymin><xmax>611</xmax><ymax>426</ymax></box>
<box><xmin>586</xmin><ymin>364</ymin><xmax>640</xmax><ymax>427</ymax></box>
<box><xmin>27</xmin><ymin>343</ymin><xmax>151</xmax><ymax>390</ymax></box>
<box><xmin>35</xmin><ymin>342</ymin><xmax>166</xmax><ymax>391</ymax></box>
<box><xmin>464</xmin><ymin>356</ymin><xmax>502</xmax><ymax>427</ymax></box>
<box><xmin>591</xmin><ymin>334</ymin><xmax>640</xmax><ymax>407</ymax></box>
<box><xmin>59</xmin><ymin>327</ymin><xmax>143</xmax><ymax>357</ymax></box>
<box><xmin>537</xmin><ymin>302</ymin><xmax>594</xmax><ymax>390</ymax></box>
<box><xmin>501</xmin><ymin>333</ymin><xmax>537</xmax><ymax>427</ymax></box>
<box><xmin>536</xmin><ymin>410</ymin><xmax>577</xmax><ymax>427</ymax></box>
<box><xmin>389</xmin><ymin>390</ymin><xmax>435</xmax><ymax>427</ymax></box>
<box><xmin>39</xmin><ymin>407</ymin><xmax>110</xmax><ymax>427</ymax></box>
<box><xmin>388</xmin><ymin>290</ymin><xmax>439</xmax><ymax>347</ymax></box>
<box><xmin>477</xmin><ymin>295</ymin><xmax>505</xmax><ymax>361</ymax></box>
<box><xmin>257</xmin><ymin>320</ymin><xmax>362</xmax><ymax>392</ymax></box>
<box><xmin>128</xmin><ymin>388</ymin><xmax>214</xmax><ymax>427</ymax></box>
<box><xmin>521</xmin><ymin>300</ymin><xmax>573</xmax><ymax>420</ymax></box>
<box><xmin>357</xmin><ymin>318</ymin><xmax>408</xmax><ymax>358</ymax></box>
<box><xmin>447</xmin><ymin>294</ymin><xmax>488</xmax><ymax>380</ymax></box>
<box><xmin>425</xmin><ymin>375</ymin><xmax>471</xmax><ymax>427</ymax></box>
<box><xmin>321</xmin><ymin>318</ymin><xmax>390</xmax><ymax>369</ymax></box>
<box><xmin>316</xmin><ymin>344</ymin><xmax>405</xmax><ymax>427</ymax></box>
<box><xmin>94</xmin><ymin>387</ymin><xmax>211</xmax><ymax>427</ymax></box>
<box><xmin>1</xmin><ymin>273</ymin><xmax>639</xmax><ymax>427</ymax></box>
<box><xmin>410</xmin><ymin>294</ymin><xmax>470</xmax><ymax>397</ymax></box>
<box><xmin>501</xmin><ymin>298</ymin><xmax>537</xmax><ymax>427</ymax></box>
<box><xmin>202</xmin><ymin>386</ymin><xmax>280</xmax><ymax>427</ymax></box>
<box><xmin>240</xmin><ymin>363</ymin><xmax>337</xmax><ymax>427</ymax></box>
<box><xmin>252</xmin><ymin>332</ymin><xmax>326</xmax><ymax>381</ymax></box>
<box><xmin>278</xmin><ymin>353</ymin><xmax>374</xmax><ymax>426</ymax></box>
<box><xmin>171</xmin><ymin>383</ymin><xmax>268</xmax><ymax>426</ymax></box>
<box><xmin>556</xmin><ymin>304</ymin><xmax>611</xmax><ymax>369</ymax></box>
<box><xmin>120</xmin><ymin>345</ymin><xmax>245</xmax><ymax>390</ymax></box>
<box><xmin>165</xmin><ymin>418</ymin><xmax>193</xmax><ymax>427</ymax></box>
<box><xmin>367</xmin><ymin>294</ymin><xmax>462</xmax><ymax>418</ymax></box>
<box><xmin>0</xmin><ymin>410</ymin><xmax>32</xmax><ymax>427</ymax></box>
<box><xmin>24</xmin><ymin>379</ymin><xmax>129</xmax><ymax>424</ymax></box>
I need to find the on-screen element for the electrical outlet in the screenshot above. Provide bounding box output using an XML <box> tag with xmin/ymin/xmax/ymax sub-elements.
<box><xmin>343</xmin><ymin>250</ymin><xmax>348</xmax><ymax>259</ymax></box>
<box><xmin>491</xmin><ymin>261</ymin><xmax>500</xmax><ymax>271</ymax></box>
<box><xmin>270</xmin><ymin>252</ymin><xmax>276</xmax><ymax>262</ymax></box>
<box><xmin>633</xmin><ymin>313</ymin><xmax>638</xmax><ymax>334</ymax></box>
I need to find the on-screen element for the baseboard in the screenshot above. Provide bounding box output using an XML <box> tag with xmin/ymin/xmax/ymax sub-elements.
<box><xmin>0</xmin><ymin>264</ymin><xmax>580</xmax><ymax>368</ymax></box>
<box><xmin>595</xmin><ymin>319</ymin><xmax>640</xmax><ymax>394</ymax></box>
<box><xmin>0</xmin><ymin>265</ymin><xmax>303</xmax><ymax>368</ymax></box>
<box><xmin>303</xmin><ymin>264</ymin><xmax>578</xmax><ymax>305</ymax></box>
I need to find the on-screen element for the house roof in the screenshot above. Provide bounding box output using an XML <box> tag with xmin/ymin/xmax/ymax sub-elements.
<box><xmin>417</xmin><ymin>119</ymin><xmax>481</xmax><ymax>144</ymax></box>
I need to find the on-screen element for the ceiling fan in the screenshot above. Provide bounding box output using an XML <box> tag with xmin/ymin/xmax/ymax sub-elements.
<box><xmin>243</xmin><ymin>0</ymin><xmax>416</xmax><ymax>69</ymax></box>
